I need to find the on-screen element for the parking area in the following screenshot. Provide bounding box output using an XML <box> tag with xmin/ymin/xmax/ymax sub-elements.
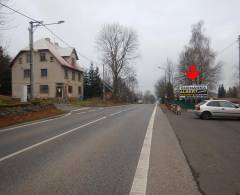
<box><xmin>165</xmin><ymin>110</ymin><xmax>240</xmax><ymax>195</ymax></box>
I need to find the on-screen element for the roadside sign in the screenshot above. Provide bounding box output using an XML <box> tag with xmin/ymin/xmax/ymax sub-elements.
<box><xmin>179</xmin><ymin>85</ymin><xmax>208</xmax><ymax>98</ymax></box>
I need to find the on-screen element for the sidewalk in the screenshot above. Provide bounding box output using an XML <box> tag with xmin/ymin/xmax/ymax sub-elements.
<box><xmin>146</xmin><ymin>107</ymin><xmax>201</xmax><ymax>195</ymax></box>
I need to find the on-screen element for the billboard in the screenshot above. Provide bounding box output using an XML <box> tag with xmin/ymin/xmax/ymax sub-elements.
<box><xmin>179</xmin><ymin>85</ymin><xmax>208</xmax><ymax>98</ymax></box>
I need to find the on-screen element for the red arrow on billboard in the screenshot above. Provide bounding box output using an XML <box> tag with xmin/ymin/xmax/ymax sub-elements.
<box><xmin>186</xmin><ymin>64</ymin><xmax>200</xmax><ymax>81</ymax></box>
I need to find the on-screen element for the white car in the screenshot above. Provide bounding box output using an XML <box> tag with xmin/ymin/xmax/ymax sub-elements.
<box><xmin>194</xmin><ymin>100</ymin><xmax>240</xmax><ymax>120</ymax></box>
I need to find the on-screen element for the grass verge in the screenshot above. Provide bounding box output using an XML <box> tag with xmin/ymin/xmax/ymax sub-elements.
<box><xmin>0</xmin><ymin>108</ymin><xmax>65</xmax><ymax>128</ymax></box>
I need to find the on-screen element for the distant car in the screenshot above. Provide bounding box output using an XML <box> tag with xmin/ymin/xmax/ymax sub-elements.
<box><xmin>137</xmin><ymin>100</ymin><xmax>143</xmax><ymax>104</ymax></box>
<box><xmin>194</xmin><ymin>100</ymin><xmax>240</xmax><ymax>120</ymax></box>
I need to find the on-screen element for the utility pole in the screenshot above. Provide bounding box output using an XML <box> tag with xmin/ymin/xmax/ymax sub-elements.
<box><xmin>29</xmin><ymin>21</ymin><xmax>34</xmax><ymax>100</ymax></box>
<box><xmin>102</xmin><ymin>64</ymin><xmax>106</xmax><ymax>101</ymax></box>
<box><xmin>238</xmin><ymin>35</ymin><xmax>240</xmax><ymax>94</ymax></box>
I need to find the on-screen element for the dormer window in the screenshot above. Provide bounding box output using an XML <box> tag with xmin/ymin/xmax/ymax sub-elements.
<box><xmin>40</xmin><ymin>52</ymin><xmax>46</xmax><ymax>62</ymax></box>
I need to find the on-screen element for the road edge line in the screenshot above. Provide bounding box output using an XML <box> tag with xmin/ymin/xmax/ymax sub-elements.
<box><xmin>129</xmin><ymin>104</ymin><xmax>157</xmax><ymax>195</ymax></box>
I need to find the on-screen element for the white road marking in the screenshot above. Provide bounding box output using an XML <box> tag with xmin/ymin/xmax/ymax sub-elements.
<box><xmin>109</xmin><ymin>107</ymin><xmax>136</xmax><ymax>117</ymax></box>
<box><xmin>71</xmin><ymin>107</ymin><xmax>90</xmax><ymax>112</ymax></box>
<box><xmin>0</xmin><ymin>107</ymin><xmax>90</xmax><ymax>133</ymax></box>
<box><xmin>76</xmin><ymin>111</ymin><xmax>87</xmax><ymax>114</ymax></box>
<box><xmin>110</xmin><ymin>111</ymin><xmax>123</xmax><ymax>116</ymax></box>
<box><xmin>88</xmin><ymin>109</ymin><xmax>96</xmax><ymax>112</ymax></box>
<box><xmin>0</xmin><ymin>113</ymin><xmax>70</xmax><ymax>133</ymax></box>
<box><xmin>130</xmin><ymin>104</ymin><xmax>157</xmax><ymax>195</ymax></box>
<box><xmin>0</xmin><ymin>116</ymin><xmax>106</xmax><ymax>163</ymax></box>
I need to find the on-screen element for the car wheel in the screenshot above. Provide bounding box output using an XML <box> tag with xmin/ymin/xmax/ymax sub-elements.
<box><xmin>201</xmin><ymin>111</ymin><xmax>211</xmax><ymax>120</ymax></box>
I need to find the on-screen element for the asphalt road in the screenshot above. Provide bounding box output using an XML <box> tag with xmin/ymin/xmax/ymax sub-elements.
<box><xmin>0</xmin><ymin>104</ymin><xmax>155</xmax><ymax>195</ymax></box>
<box><xmin>0</xmin><ymin>104</ymin><xmax>205</xmax><ymax>195</ymax></box>
<box><xmin>165</xmin><ymin>110</ymin><xmax>240</xmax><ymax>195</ymax></box>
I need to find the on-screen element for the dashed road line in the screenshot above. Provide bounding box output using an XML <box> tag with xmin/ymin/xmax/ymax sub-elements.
<box><xmin>76</xmin><ymin>111</ymin><xmax>87</xmax><ymax>115</ymax></box>
<box><xmin>88</xmin><ymin>109</ymin><xmax>96</xmax><ymax>112</ymax></box>
<box><xmin>0</xmin><ymin>113</ymin><xmax>70</xmax><ymax>133</ymax></box>
<box><xmin>109</xmin><ymin>107</ymin><xmax>136</xmax><ymax>117</ymax></box>
<box><xmin>129</xmin><ymin>104</ymin><xmax>157</xmax><ymax>195</ymax></box>
<box><xmin>110</xmin><ymin>110</ymin><xmax>123</xmax><ymax>116</ymax></box>
<box><xmin>71</xmin><ymin>107</ymin><xmax>90</xmax><ymax>112</ymax></box>
<box><xmin>0</xmin><ymin>107</ymin><xmax>90</xmax><ymax>133</ymax></box>
<box><xmin>0</xmin><ymin>116</ymin><xmax>107</xmax><ymax>163</ymax></box>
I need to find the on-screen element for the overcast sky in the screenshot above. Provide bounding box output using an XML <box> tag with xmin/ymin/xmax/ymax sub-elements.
<box><xmin>2</xmin><ymin>0</ymin><xmax>240</xmax><ymax>93</ymax></box>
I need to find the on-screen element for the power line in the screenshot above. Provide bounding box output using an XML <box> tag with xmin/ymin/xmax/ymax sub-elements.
<box><xmin>216</xmin><ymin>40</ymin><xmax>237</xmax><ymax>56</ymax></box>
<box><xmin>0</xmin><ymin>2</ymin><xmax>41</xmax><ymax>22</ymax></box>
<box><xmin>0</xmin><ymin>2</ymin><xmax>96</xmax><ymax>65</ymax></box>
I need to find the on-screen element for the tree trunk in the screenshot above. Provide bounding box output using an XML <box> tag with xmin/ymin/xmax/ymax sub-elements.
<box><xmin>112</xmin><ymin>75</ymin><xmax>119</xmax><ymax>99</ymax></box>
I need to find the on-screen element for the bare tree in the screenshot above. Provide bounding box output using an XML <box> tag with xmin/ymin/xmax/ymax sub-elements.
<box><xmin>154</xmin><ymin>77</ymin><xmax>166</xmax><ymax>98</ymax></box>
<box><xmin>96</xmin><ymin>23</ymin><xmax>139</xmax><ymax>99</ymax></box>
<box><xmin>178</xmin><ymin>21</ymin><xmax>222</xmax><ymax>90</ymax></box>
<box><xmin>164</xmin><ymin>59</ymin><xmax>176</xmax><ymax>85</ymax></box>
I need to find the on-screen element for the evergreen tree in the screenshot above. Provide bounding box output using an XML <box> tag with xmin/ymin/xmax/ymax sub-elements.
<box><xmin>0</xmin><ymin>46</ymin><xmax>11</xmax><ymax>95</ymax></box>
<box><xmin>92</xmin><ymin>67</ymin><xmax>102</xmax><ymax>97</ymax></box>
<box><xmin>227</xmin><ymin>86</ymin><xmax>238</xmax><ymax>98</ymax></box>
<box><xmin>83</xmin><ymin>63</ymin><xmax>103</xmax><ymax>99</ymax></box>
<box><xmin>88</xmin><ymin>63</ymin><xmax>95</xmax><ymax>97</ymax></box>
<box><xmin>218</xmin><ymin>84</ymin><xmax>226</xmax><ymax>98</ymax></box>
<box><xmin>83</xmin><ymin>70</ymin><xmax>90</xmax><ymax>99</ymax></box>
<box><xmin>222</xmin><ymin>84</ymin><xmax>226</xmax><ymax>98</ymax></box>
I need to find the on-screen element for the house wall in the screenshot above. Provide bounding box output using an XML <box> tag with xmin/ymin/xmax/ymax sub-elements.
<box><xmin>12</xmin><ymin>50</ymin><xmax>83</xmax><ymax>99</ymax></box>
<box><xmin>62</xmin><ymin>67</ymin><xmax>83</xmax><ymax>98</ymax></box>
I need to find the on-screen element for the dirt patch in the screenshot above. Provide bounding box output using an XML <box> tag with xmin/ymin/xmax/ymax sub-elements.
<box><xmin>0</xmin><ymin>108</ymin><xmax>64</xmax><ymax>128</ymax></box>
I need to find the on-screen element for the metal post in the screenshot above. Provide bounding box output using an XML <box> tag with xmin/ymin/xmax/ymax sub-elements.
<box><xmin>238</xmin><ymin>35</ymin><xmax>240</xmax><ymax>94</ymax></box>
<box><xmin>29</xmin><ymin>21</ymin><xmax>34</xmax><ymax>100</ymax></box>
<box><xmin>102</xmin><ymin>64</ymin><xmax>106</xmax><ymax>101</ymax></box>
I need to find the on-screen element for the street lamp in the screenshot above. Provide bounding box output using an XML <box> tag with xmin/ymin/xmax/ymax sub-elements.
<box><xmin>28</xmin><ymin>20</ymin><xmax>64</xmax><ymax>100</ymax></box>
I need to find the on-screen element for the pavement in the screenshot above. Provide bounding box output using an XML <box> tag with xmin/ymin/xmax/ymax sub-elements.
<box><xmin>165</xmin><ymin>110</ymin><xmax>240</xmax><ymax>195</ymax></box>
<box><xmin>0</xmin><ymin>104</ymin><xmax>201</xmax><ymax>195</ymax></box>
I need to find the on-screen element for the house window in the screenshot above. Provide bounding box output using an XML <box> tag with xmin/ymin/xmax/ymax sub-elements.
<box><xmin>64</xmin><ymin>69</ymin><xmax>68</xmax><ymax>79</ymax></box>
<box><xmin>41</xmin><ymin>69</ymin><xmax>48</xmax><ymax>77</ymax></box>
<box><xmin>18</xmin><ymin>57</ymin><xmax>22</xmax><ymax>64</ymax></box>
<box><xmin>68</xmin><ymin>86</ymin><xmax>72</xmax><ymax>94</ymax></box>
<box><xmin>78</xmin><ymin>86</ymin><xmax>82</xmax><ymax>95</ymax></box>
<box><xmin>40</xmin><ymin>85</ymin><xmax>49</xmax><ymax>94</ymax></box>
<box><xmin>40</xmin><ymin>52</ymin><xmax>46</xmax><ymax>61</ymax></box>
<box><xmin>78</xmin><ymin>72</ymin><xmax>81</xmax><ymax>81</ymax></box>
<box><xmin>72</xmin><ymin>71</ymin><xmax>75</xmax><ymax>80</ymax></box>
<box><xmin>50</xmin><ymin>56</ymin><xmax>54</xmax><ymax>62</ymax></box>
<box><xmin>24</xmin><ymin>69</ymin><xmax>30</xmax><ymax>78</ymax></box>
<box><xmin>26</xmin><ymin>53</ymin><xmax>30</xmax><ymax>63</ymax></box>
